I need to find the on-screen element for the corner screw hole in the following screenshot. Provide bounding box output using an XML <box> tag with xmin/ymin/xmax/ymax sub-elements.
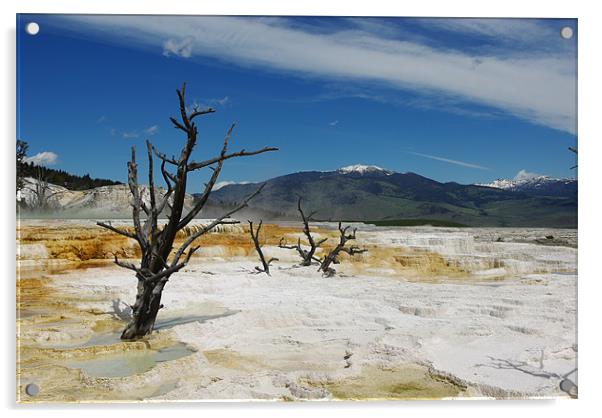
<box><xmin>25</xmin><ymin>22</ymin><xmax>40</xmax><ymax>36</ymax></box>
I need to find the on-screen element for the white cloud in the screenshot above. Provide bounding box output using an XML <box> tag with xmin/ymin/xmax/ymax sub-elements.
<box><xmin>96</xmin><ymin>115</ymin><xmax>106</xmax><ymax>124</ymax></box>
<box><xmin>329</xmin><ymin>120</ymin><xmax>339</xmax><ymax>126</ymax></box>
<box><xmin>417</xmin><ymin>19</ymin><xmax>555</xmax><ymax>45</ymax></box>
<box><xmin>144</xmin><ymin>125</ymin><xmax>159</xmax><ymax>136</ymax></box>
<box><xmin>163</xmin><ymin>36</ymin><xmax>194</xmax><ymax>58</ymax></box>
<box><xmin>24</xmin><ymin>151</ymin><xmax>59</xmax><ymax>166</ymax></box>
<box><xmin>213</xmin><ymin>181</ymin><xmax>250</xmax><ymax>190</ymax></box>
<box><xmin>58</xmin><ymin>16</ymin><xmax>577</xmax><ymax>133</ymax></box>
<box><xmin>407</xmin><ymin>151</ymin><xmax>489</xmax><ymax>170</ymax></box>
<box><xmin>513</xmin><ymin>169</ymin><xmax>542</xmax><ymax>181</ymax></box>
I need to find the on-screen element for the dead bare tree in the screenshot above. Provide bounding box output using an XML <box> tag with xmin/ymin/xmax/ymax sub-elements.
<box><xmin>98</xmin><ymin>83</ymin><xmax>277</xmax><ymax>339</ymax></box>
<box><xmin>26</xmin><ymin>166</ymin><xmax>59</xmax><ymax>211</ymax></box>
<box><xmin>248</xmin><ymin>220</ymin><xmax>278</xmax><ymax>275</ymax></box>
<box><xmin>16</xmin><ymin>139</ymin><xmax>28</xmax><ymax>198</ymax></box>
<box><xmin>318</xmin><ymin>222</ymin><xmax>366</xmax><ymax>277</ymax></box>
<box><xmin>278</xmin><ymin>197</ymin><xmax>327</xmax><ymax>266</ymax></box>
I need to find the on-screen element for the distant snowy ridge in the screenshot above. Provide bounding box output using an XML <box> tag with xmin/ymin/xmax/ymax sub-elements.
<box><xmin>337</xmin><ymin>164</ymin><xmax>394</xmax><ymax>175</ymax></box>
<box><xmin>476</xmin><ymin>170</ymin><xmax>576</xmax><ymax>198</ymax></box>
<box><xmin>477</xmin><ymin>176</ymin><xmax>575</xmax><ymax>191</ymax></box>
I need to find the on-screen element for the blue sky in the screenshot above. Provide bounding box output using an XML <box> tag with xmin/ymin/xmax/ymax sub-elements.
<box><xmin>17</xmin><ymin>15</ymin><xmax>577</xmax><ymax>188</ymax></box>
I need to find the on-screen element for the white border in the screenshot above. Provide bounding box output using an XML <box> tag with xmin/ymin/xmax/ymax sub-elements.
<box><xmin>3</xmin><ymin>1</ymin><xmax>600</xmax><ymax>417</ymax></box>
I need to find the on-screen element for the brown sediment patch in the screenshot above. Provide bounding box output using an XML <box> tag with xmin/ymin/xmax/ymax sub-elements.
<box><xmin>16</xmin><ymin>221</ymin><xmax>321</xmax><ymax>263</ymax></box>
<box><xmin>339</xmin><ymin>245</ymin><xmax>466</xmax><ymax>281</ymax></box>
<box><xmin>179</xmin><ymin>223</ymin><xmax>320</xmax><ymax>257</ymax></box>
<box><xmin>18</xmin><ymin>224</ymin><xmax>137</xmax><ymax>262</ymax></box>
<box><xmin>275</xmin><ymin>227</ymin><xmax>470</xmax><ymax>281</ymax></box>
<box><xmin>17</xmin><ymin>221</ymin><xmax>468</xmax><ymax>282</ymax></box>
<box><xmin>203</xmin><ymin>348</ymin><xmax>267</xmax><ymax>372</ymax></box>
<box><xmin>17</xmin><ymin>277</ymin><xmax>54</xmax><ymax>314</ymax></box>
<box><xmin>305</xmin><ymin>364</ymin><xmax>467</xmax><ymax>400</ymax></box>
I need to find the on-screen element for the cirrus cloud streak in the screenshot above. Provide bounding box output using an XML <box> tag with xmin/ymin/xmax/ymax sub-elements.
<box><xmin>57</xmin><ymin>15</ymin><xmax>576</xmax><ymax>134</ymax></box>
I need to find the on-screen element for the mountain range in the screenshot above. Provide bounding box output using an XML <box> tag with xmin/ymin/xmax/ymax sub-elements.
<box><xmin>19</xmin><ymin>165</ymin><xmax>577</xmax><ymax>227</ymax></box>
<box><xmin>208</xmin><ymin>165</ymin><xmax>577</xmax><ymax>228</ymax></box>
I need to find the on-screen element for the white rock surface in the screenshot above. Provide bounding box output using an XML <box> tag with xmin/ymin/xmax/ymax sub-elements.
<box><xmin>19</xmin><ymin>177</ymin><xmax>194</xmax><ymax>216</ymax></box>
<box><xmin>40</xmin><ymin>224</ymin><xmax>576</xmax><ymax>400</ymax></box>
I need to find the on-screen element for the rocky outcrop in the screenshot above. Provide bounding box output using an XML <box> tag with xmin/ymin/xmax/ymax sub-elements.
<box><xmin>19</xmin><ymin>178</ymin><xmax>194</xmax><ymax>217</ymax></box>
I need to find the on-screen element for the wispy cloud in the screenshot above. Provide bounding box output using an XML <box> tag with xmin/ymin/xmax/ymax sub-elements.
<box><xmin>329</xmin><ymin>120</ymin><xmax>339</xmax><ymax>126</ymax></box>
<box><xmin>214</xmin><ymin>96</ymin><xmax>229</xmax><ymax>106</ymax></box>
<box><xmin>416</xmin><ymin>18</ymin><xmax>559</xmax><ymax>48</ymax></box>
<box><xmin>57</xmin><ymin>16</ymin><xmax>576</xmax><ymax>133</ymax></box>
<box><xmin>287</xmin><ymin>85</ymin><xmax>502</xmax><ymax>120</ymax></box>
<box><xmin>24</xmin><ymin>151</ymin><xmax>59</xmax><ymax>166</ymax></box>
<box><xmin>122</xmin><ymin>131</ymin><xmax>139</xmax><ymax>139</ymax></box>
<box><xmin>114</xmin><ymin>125</ymin><xmax>158</xmax><ymax>139</ymax></box>
<box><xmin>144</xmin><ymin>125</ymin><xmax>159</xmax><ymax>136</ymax></box>
<box><xmin>96</xmin><ymin>115</ymin><xmax>106</xmax><ymax>124</ymax></box>
<box><xmin>407</xmin><ymin>151</ymin><xmax>490</xmax><ymax>170</ymax></box>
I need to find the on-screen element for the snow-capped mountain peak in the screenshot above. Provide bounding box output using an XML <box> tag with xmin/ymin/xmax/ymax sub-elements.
<box><xmin>337</xmin><ymin>164</ymin><xmax>394</xmax><ymax>175</ymax></box>
<box><xmin>476</xmin><ymin>170</ymin><xmax>576</xmax><ymax>198</ymax></box>
<box><xmin>478</xmin><ymin>175</ymin><xmax>574</xmax><ymax>190</ymax></box>
<box><xmin>480</xmin><ymin>176</ymin><xmax>548</xmax><ymax>189</ymax></box>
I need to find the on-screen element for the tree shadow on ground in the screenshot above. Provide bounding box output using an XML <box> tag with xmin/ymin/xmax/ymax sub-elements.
<box><xmin>476</xmin><ymin>353</ymin><xmax>577</xmax><ymax>398</ymax></box>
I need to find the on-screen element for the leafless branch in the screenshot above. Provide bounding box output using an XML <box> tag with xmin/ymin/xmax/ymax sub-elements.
<box><xmin>248</xmin><ymin>220</ymin><xmax>277</xmax><ymax>275</ymax></box>
<box><xmin>278</xmin><ymin>197</ymin><xmax>327</xmax><ymax>266</ymax></box>
<box><xmin>152</xmin><ymin>146</ymin><xmax>179</xmax><ymax>166</ymax></box>
<box><xmin>177</xmin><ymin>123</ymin><xmax>235</xmax><ymax>229</ymax></box>
<box><xmin>187</xmin><ymin>146</ymin><xmax>279</xmax><ymax>172</ymax></box>
<box><xmin>112</xmin><ymin>254</ymin><xmax>139</xmax><ymax>272</ymax></box>
<box><xmin>172</xmin><ymin>184</ymin><xmax>265</xmax><ymax>266</ymax></box>
<box><xmin>189</xmin><ymin>107</ymin><xmax>216</xmax><ymax>120</ymax></box>
<box><xmin>319</xmin><ymin>222</ymin><xmax>367</xmax><ymax>277</ymax></box>
<box><xmin>97</xmin><ymin>221</ymin><xmax>137</xmax><ymax>240</ymax></box>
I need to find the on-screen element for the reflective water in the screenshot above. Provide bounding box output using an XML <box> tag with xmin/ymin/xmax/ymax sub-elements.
<box><xmin>61</xmin><ymin>342</ymin><xmax>196</xmax><ymax>378</ymax></box>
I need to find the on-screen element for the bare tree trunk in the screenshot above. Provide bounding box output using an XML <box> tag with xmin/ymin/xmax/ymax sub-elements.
<box><xmin>25</xmin><ymin>166</ymin><xmax>58</xmax><ymax>211</ymax></box>
<box><xmin>278</xmin><ymin>197</ymin><xmax>327</xmax><ymax>266</ymax></box>
<box><xmin>16</xmin><ymin>140</ymin><xmax>28</xmax><ymax>199</ymax></box>
<box><xmin>319</xmin><ymin>222</ymin><xmax>366</xmax><ymax>277</ymax></box>
<box><xmin>248</xmin><ymin>220</ymin><xmax>277</xmax><ymax>275</ymax></box>
<box><xmin>98</xmin><ymin>83</ymin><xmax>277</xmax><ymax>339</ymax></box>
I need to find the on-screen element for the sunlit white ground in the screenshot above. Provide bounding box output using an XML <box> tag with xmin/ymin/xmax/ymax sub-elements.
<box><xmin>27</xmin><ymin>224</ymin><xmax>576</xmax><ymax>400</ymax></box>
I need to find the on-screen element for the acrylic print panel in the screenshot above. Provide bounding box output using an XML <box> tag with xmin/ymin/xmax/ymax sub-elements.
<box><xmin>16</xmin><ymin>14</ymin><xmax>578</xmax><ymax>402</ymax></box>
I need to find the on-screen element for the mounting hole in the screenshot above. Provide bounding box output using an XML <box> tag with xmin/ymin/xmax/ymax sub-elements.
<box><xmin>559</xmin><ymin>379</ymin><xmax>577</xmax><ymax>398</ymax></box>
<box><xmin>25</xmin><ymin>22</ymin><xmax>40</xmax><ymax>36</ymax></box>
<box><xmin>25</xmin><ymin>383</ymin><xmax>39</xmax><ymax>396</ymax></box>
<box><xmin>560</xmin><ymin>26</ymin><xmax>573</xmax><ymax>40</ymax></box>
